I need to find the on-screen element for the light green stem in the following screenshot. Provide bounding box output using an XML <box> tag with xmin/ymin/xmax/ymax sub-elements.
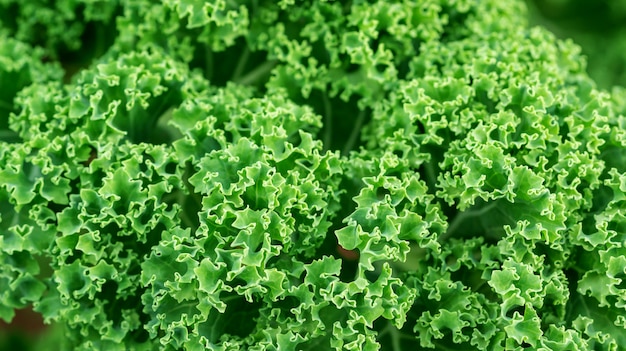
<box><xmin>205</xmin><ymin>46</ymin><xmax>214</xmax><ymax>80</ymax></box>
<box><xmin>235</xmin><ymin>60</ymin><xmax>277</xmax><ymax>86</ymax></box>
<box><xmin>438</xmin><ymin>200</ymin><xmax>499</xmax><ymax>242</ymax></box>
<box><xmin>0</xmin><ymin>130</ymin><xmax>20</xmax><ymax>142</ymax></box>
<box><xmin>322</xmin><ymin>93</ymin><xmax>332</xmax><ymax>151</ymax></box>
<box><xmin>342</xmin><ymin>108</ymin><xmax>366</xmax><ymax>156</ymax></box>
<box><xmin>231</xmin><ymin>46</ymin><xmax>250</xmax><ymax>82</ymax></box>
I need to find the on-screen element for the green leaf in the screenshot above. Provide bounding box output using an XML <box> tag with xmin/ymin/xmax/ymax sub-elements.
<box><xmin>504</xmin><ymin>305</ymin><xmax>543</xmax><ymax>347</ymax></box>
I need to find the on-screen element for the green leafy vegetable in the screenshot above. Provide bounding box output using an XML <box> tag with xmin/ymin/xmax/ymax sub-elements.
<box><xmin>1</xmin><ymin>0</ymin><xmax>626</xmax><ymax>350</ymax></box>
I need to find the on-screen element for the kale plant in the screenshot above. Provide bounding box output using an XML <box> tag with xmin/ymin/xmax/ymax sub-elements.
<box><xmin>1</xmin><ymin>0</ymin><xmax>625</xmax><ymax>350</ymax></box>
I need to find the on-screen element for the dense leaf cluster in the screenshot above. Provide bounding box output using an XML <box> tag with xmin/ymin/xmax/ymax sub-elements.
<box><xmin>1</xmin><ymin>0</ymin><xmax>625</xmax><ymax>350</ymax></box>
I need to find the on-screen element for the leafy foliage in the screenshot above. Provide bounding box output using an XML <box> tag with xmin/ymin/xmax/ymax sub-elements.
<box><xmin>1</xmin><ymin>0</ymin><xmax>625</xmax><ymax>350</ymax></box>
